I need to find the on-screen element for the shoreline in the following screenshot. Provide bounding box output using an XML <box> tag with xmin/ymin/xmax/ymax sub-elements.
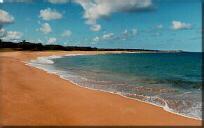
<box><xmin>1</xmin><ymin>51</ymin><xmax>202</xmax><ymax>125</ymax></box>
<box><xmin>26</xmin><ymin>52</ymin><xmax>201</xmax><ymax>121</ymax></box>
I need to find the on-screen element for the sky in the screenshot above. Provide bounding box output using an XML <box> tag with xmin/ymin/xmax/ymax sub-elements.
<box><xmin>0</xmin><ymin>0</ymin><xmax>202</xmax><ymax>52</ymax></box>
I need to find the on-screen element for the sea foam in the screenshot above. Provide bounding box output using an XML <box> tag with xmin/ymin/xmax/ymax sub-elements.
<box><xmin>30</xmin><ymin>57</ymin><xmax>55</xmax><ymax>64</ymax></box>
<box><xmin>29</xmin><ymin>54</ymin><xmax>85</xmax><ymax>65</ymax></box>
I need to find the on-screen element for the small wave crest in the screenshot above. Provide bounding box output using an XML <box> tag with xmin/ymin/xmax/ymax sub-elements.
<box><xmin>30</xmin><ymin>57</ymin><xmax>55</xmax><ymax>64</ymax></box>
<box><xmin>30</xmin><ymin>55</ymin><xmax>64</xmax><ymax>64</ymax></box>
<box><xmin>29</xmin><ymin>54</ymin><xmax>86</xmax><ymax>65</ymax></box>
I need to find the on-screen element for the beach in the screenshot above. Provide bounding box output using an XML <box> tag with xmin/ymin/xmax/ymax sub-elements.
<box><xmin>0</xmin><ymin>51</ymin><xmax>202</xmax><ymax>126</ymax></box>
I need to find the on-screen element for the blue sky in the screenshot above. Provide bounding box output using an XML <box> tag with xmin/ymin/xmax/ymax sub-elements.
<box><xmin>0</xmin><ymin>0</ymin><xmax>202</xmax><ymax>52</ymax></box>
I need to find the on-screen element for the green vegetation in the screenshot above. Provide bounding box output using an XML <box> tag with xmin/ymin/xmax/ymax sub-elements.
<box><xmin>0</xmin><ymin>39</ymin><xmax>183</xmax><ymax>52</ymax></box>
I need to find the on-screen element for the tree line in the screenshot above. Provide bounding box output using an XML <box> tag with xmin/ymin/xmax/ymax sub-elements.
<box><xmin>0</xmin><ymin>39</ymin><xmax>179</xmax><ymax>52</ymax></box>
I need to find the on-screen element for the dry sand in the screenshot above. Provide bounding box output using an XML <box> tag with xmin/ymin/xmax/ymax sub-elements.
<box><xmin>0</xmin><ymin>51</ymin><xmax>202</xmax><ymax>126</ymax></box>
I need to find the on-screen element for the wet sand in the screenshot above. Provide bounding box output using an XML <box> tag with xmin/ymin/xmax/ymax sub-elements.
<box><xmin>0</xmin><ymin>51</ymin><xmax>202</xmax><ymax>126</ymax></box>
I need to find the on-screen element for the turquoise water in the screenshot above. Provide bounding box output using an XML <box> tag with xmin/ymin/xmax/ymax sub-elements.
<box><xmin>29</xmin><ymin>52</ymin><xmax>202</xmax><ymax>119</ymax></box>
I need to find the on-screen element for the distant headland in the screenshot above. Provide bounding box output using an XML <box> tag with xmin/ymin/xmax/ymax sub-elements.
<box><xmin>0</xmin><ymin>39</ymin><xmax>184</xmax><ymax>53</ymax></box>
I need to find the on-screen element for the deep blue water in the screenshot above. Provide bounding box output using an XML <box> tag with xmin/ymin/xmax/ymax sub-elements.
<box><xmin>29</xmin><ymin>52</ymin><xmax>202</xmax><ymax>119</ymax></box>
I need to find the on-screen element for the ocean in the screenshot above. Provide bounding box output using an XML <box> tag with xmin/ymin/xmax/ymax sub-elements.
<box><xmin>27</xmin><ymin>52</ymin><xmax>202</xmax><ymax>120</ymax></box>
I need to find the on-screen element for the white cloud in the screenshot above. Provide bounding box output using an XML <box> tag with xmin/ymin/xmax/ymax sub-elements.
<box><xmin>62</xmin><ymin>30</ymin><xmax>72</xmax><ymax>37</ymax></box>
<box><xmin>47</xmin><ymin>0</ymin><xmax>70</xmax><ymax>4</ymax></box>
<box><xmin>1</xmin><ymin>29</ymin><xmax>23</xmax><ymax>41</ymax></box>
<box><xmin>39</xmin><ymin>23</ymin><xmax>52</xmax><ymax>34</ymax></box>
<box><xmin>92</xmin><ymin>32</ymin><xmax>114</xmax><ymax>42</ymax></box>
<box><xmin>122</xmin><ymin>28</ymin><xmax>138</xmax><ymax>37</ymax></box>
<box><xmin>74</xmin><ymin>0</ymin><xmax>153</xmax><ymax>31</ymax></box>
<box><xmin>0</xmin><ymin>9</ymin><xmax>14</xmax><ymax>25</ymax></box>
<box><xmin>92</xmin><ymin>28</ymin><xmax>138</xmax><ymax>43</ymax></box>
<box><xmin>102</xmin><ymin>33</ymin><xmax>114</xmax><ymax>40</ymax></box>
<box><xmin>37</xmin><ymin>39</ymin><xmax>43</xmax><ymax>43</ymax></box>
<box><xmin>132</xmin><ymin>28</ymin><xmax>138</xmax><ymax>35</ymax></box>
<box><xmin>90</xmin><ymin>24</ymin><xmax>101</xmax><ymax>31</ymax></box>
<box><xmin>157</xmin><ymin>24</ymin><xmax>163</xmax><ymax>29</ymax></box>
<box><xmin>93</xmin><ymin>36</ymin><xmax>100</xmax><ymax>42</ymax></box>
<box><xmin>5</xmin><ymin>31</ymin><xmax>23</xmax><ymax>40</ymax></box>
<box><xmin>171</xmin><ymin>21</ymin><xmax>192</xmax><ymax>30</ymax></box>
<box><xmin>63</xmin><ymin>42</ymin><xmax>68</xmax><ymax>45</ymax></box>
<box><xmin>39</xmin><ymin>8</ymin><xmax>63</xmax><ymax>21</ymax></box>
<box><xmin>47</xmin><ymin>37</ymin><xmax>57</xmax><ymax>44</ymax></box>
<box><xmin>123</xmin><ymin>29</ymin><xmax>128</xmax><ymax>35</ymax></box>
<box><xmin>0</xmin><ymin>28</ymin><xmax>6</xmax><ymax>38</ymax></box>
